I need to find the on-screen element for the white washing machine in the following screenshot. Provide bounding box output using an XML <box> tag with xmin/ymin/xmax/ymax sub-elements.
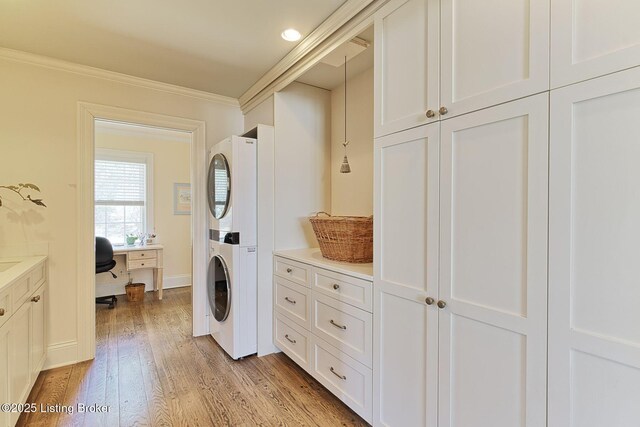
<box><xmin>207</xmin><ymin>234</ymin><xmax>257</xmax><ymax>359</ymax></box>
<box><xmin>207</xmin><ymin>135</ymin><xmax>257</xmax><ymax>246</ymax></box>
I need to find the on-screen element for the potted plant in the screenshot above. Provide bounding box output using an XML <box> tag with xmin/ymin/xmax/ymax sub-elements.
<box><xmin>126</xmin><ymin>234</ymin><xmax>138</xmax><ymax>246</ymax></box>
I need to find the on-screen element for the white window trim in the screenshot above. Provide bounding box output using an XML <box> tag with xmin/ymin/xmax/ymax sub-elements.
<box><xmin>95</xmin><ymin>147</ymin><xmax>154</xmax><ymax>234</ymax></box>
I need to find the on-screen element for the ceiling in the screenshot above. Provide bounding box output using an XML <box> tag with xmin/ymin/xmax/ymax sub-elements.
<box><xmin>0</xmin><ymin>0</ymin><xmax>347</xmax><ymax>98</ymax></box>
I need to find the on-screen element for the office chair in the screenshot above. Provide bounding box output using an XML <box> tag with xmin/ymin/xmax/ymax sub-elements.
<box><xmin>96</xmin><ymin>236</ymin><xmax>118</xmax><ymax>309</ymax></box>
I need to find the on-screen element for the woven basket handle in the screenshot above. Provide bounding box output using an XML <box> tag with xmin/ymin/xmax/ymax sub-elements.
<box><xmin>315</xmin><ymin>211</ymin><xmax>331</xmax><ymax>217</ymax></box>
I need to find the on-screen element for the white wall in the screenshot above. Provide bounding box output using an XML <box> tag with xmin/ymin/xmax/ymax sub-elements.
<box><xmin>0</xmin><ymin>55</ymin><xmax>242</xmax><ymax>368</ymax></box>
<box><xmin>244</xmin><ymin>95</ymin><xmax>274</xmax><ymax>132</ymax></box>
<box><xmin>274</xmin><ymin>82</ymin><xmax>332</xmax><ymax>250</ymax></box>
<box><xmin>94</xmin><ymin>126</ymin><xmax>192</xmax><ymax>296</ymax></box>
<box><xmin>331</xmin><ymin>67</ymin><xmax>374</xmax><ymax>216</ymax></box>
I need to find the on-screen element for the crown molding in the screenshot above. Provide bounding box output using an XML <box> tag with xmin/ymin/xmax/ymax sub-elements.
<box><xmin>240</xmin><ymin>0</ymin><xmax>389</xmax><ymax>113</ymax></box>
<box><xmin>239</xmin><ymin>0</ymin><xmax>387</xmax><ymax>112</ymax></box>
<box><xmin>0</xmin><ymin>47</ymin><xmax>239</xmax><ymax>107</ymax></box>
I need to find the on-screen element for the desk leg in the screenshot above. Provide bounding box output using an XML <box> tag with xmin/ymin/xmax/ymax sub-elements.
<box><xmin>153</xmin><ymin>267</ymin><xmax>164</xmax><ymax>300</ymax></box>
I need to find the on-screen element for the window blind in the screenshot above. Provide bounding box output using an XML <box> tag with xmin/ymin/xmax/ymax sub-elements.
<box><xmin>95</xmin><ymin>159</ymin><xmax>146</xmax><ymax>206</ymax></box>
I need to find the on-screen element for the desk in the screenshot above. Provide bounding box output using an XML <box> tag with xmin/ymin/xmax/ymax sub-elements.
<box><xmin>113</xmin><ymin>244</ymin><xmax>164</xmax><ymax>300</ymax></box>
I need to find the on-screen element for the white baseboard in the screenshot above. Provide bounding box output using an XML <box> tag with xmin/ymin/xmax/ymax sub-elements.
<box><xmin>44</xmin><ymin>340</ymin><xmax>78</xmax><ymax>369</ymax></box>
<box><xmin>96</xmin><ymin>274</ymin><xmax>191</xmax><ymax>297</ymax></box>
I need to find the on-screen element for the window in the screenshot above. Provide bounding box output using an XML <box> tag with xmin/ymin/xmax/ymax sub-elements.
<box><xmin>95</xmin><ymin>149</ymin><xmax>153</xmax><ymax>245</ymax></box>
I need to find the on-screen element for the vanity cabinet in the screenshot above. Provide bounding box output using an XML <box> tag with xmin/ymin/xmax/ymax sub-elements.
<box><xmin>374</xmin><ymin>94</ymin><xmax>549</xmax><ymax>427</ymax></box>
<box><xmin>374</xmin><ymin>0</ymin><xmax>549</xmax><ymax>138</ymax></box>
<box><xmin>273</xmin><ymin>250</ymin><xmax>373</xmax><ymax>423</ymax></box>
<box><xmin>0</xmin><ymin>258</ymin><xmax>48</xmax><ymax>427</ymax></box>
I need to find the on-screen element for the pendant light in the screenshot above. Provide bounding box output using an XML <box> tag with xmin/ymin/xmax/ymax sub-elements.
<box><xmin>340</xmin><ymin>55</ymin><xmax>352</xmax><ymax>174</ymax></box>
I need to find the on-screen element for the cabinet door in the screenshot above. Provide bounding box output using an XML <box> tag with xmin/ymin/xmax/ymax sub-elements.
<box><xmin>373</xmin><ymin>124</ymin><xmax>439</xmax><ymax>427</ymax></box>
<box><xmin>551</xmin><ymin>0</ymin><xmax>640</xmax><ymax>88</ymax></box>
<box><xmin>439</xmin><ymin>94</ymin><xmax>548</xmax><ymax>427</ymax></box>
<box><xmin>30</xmin><ymin>285</ymin><xmax>46</xmax><ymax>379</ymax></box>
<box><xmin>548</xmin><ymin>67</ymin><xmax>640</xmax><ymax>427</ymax></box>
<box><xmin>440</xmin><ymin>0</ymin><xmax>549</xmax><ymax>119</ymax></box>
<box><xmin>0</xmin><ymin>322</ymin><xmax>9</xmax><ymax>427</ymax></box>
<box><xmin>9</xmin><ymin>302</ymin><xmax>31</xmax><ymax>409</ymax></box>
<box><xmin>374</xmin><ymin>0</ymin><xmax>439</xmax><ymax>138</ymax></box>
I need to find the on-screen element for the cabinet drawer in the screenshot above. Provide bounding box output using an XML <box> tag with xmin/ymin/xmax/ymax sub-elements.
<box><xmin>128</xmin><ymin>259</ymin><xmax>157</xmax><ymax>270</ymax></box>
<box><xmin>312</xmin><ymin>293</ymin><xmax>373</xmax><ymax>367</ymax></box>
<box><xmin>274</xmin><ymin>257</ymin><xmax>310</xmax><ymax>287</ymax></box>
<box><xmin>0</xmin><ymin>289</ymin><xmax>11</xmax><ymax>328</ymax></box>
<box><xmin>11</xmin><ymin>276</ymin><xmax>31</xmax><ymax>307</ymax></box>
<box><xmin>313</xmin><ymin>268</ymin><xmax>372</xmax><ymax>312</ymax></box>
<box><xmin>275</xmin><ymin>312</ymin><xmax>310</xmax><ymax>370</ymax></box>
<box><xmin>274</xmin><ymin>277</ymin><xmax>311</xmax><ymax>329</ymax></box>
<box><xmin>310</xmin><ymin>335</ymin><xmax>372</xmax><ymax>423</ymax></box>
<box><xmin>129</xmin><ymin>250</ymin><xmax>157</xmax><ymax>260</ymax></box>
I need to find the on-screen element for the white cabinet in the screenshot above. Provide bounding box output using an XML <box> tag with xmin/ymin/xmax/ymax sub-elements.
<box><xmin>548</xmin><ymin>67</ymin><xmax>640</xmax><ymax>427</ymax></box>
<box><xmin>373</xmin><ymin>95</ymin><xmax>549</xmax><ymax>427</ymax></box>
<box><xmin>30</xmin><ymin>284</ymin><xmax>46</xmax><ymax>380</ymax></box>
<box><xmin>8</xmin><ymin>303</ymin><xmax>31</xmax><ymax>415</ymax></box>
<box><xmin>273</xmin><ymin>251</ymin><xmax>373</xmax><ymax>422</ymax></box>
<box><xmin>374</xmin><ymin>0</ymin><xmax>549</xmax><ymax>137</ymax></box>
<box><xmin>0</xmin><ymin>323</ymin><xmax>9</xmax><ymax>427</ymax></box>
<box><xmin>551</xmin><ymin>0</ymin><xmax>640</xmax><ymax>88</ymax></box>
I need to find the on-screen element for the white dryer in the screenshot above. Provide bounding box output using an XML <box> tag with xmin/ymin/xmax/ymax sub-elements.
<box><xmin>207</xmin><ymin>136</ymin><xmax>257</xmax><ymax>246</ymax></box>
<box><xmin>207</xmin><ymin>240</ymin><xmax>257</xmax><ymax>359</ymax></box>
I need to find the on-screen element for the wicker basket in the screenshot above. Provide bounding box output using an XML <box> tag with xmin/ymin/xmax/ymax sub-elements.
<box><xmin>309</xmin><ymin>212</ymin><xmax>373</xmax><ymax>263</ymax></box>
<box><xmin>125</xmin><ymin>283</ymin><xmax>145</xmax><ymax>302</ymax></box>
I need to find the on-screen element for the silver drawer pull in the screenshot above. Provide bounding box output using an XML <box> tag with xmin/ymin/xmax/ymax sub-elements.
<box><xmin>284</xmin><ymin>334</ymin><xmax>296</xmax><ymax>344</ymax></box>
<box><xmin>0</xmin><ymin>308</ymin><xmax>4</xmax><ymax>316</ymax></box>
<box><xmin>284</xmin><ymin>297</ymin><xmax>296</xmax><ymax>305</ymax></box>
<box><xmin>330</xmin><ymin>367</ymin><xmax>346</xmax><ymax>380</ymax></box>
<box><xmin>332</xmin><ymin>283</ymin><xmax>340</xmax><ymax>290</ymax></box>
<box><xmin>329</xmin><ymin>319</ymin><xmax>347</xmax><ymax>330</ymax></box>
<box><xmin>286</xmin><ymin>268</ymin><xmax>293</xmax><ymax>273</ymax></box>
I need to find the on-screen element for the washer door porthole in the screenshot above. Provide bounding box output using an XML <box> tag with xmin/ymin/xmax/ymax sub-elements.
<box><xmin>207</xmin><ymin>153</ymin><xmax>231</xmax><ymax>219</ymax></box>
<box><xmin>207</xmin><ymin>255</ymin><xmax>231</xmax><ymax>322</ymax></box>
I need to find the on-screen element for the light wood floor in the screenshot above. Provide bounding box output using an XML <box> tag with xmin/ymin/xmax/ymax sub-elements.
<box><xmin>18</xmin><ymin>288</ymin><xmax>368</xmax><ymax>426</ymax></box>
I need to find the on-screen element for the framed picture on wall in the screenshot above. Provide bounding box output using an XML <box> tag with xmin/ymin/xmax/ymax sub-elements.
<box><xmin>173</xmin><ymin>183</ymin><xmax>191</xmax><ymax>215</ymax></box>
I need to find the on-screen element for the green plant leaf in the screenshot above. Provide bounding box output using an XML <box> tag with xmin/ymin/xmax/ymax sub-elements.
<box><xmin>7</xmin><ymin>186</ymin><xmax>19</xmax><ymax>191</ymax></box>
<box><xmin>23</xmin><ymin>183</ymin><xmax>41</xmax><ymax>191</ymax></box>
<box><xmin>29</xmin><ymin>198</ymin><xmax>47</xmax><ymax>207</ymax></box>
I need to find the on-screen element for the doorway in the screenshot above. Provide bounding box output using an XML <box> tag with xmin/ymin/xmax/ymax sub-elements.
<box><xmin>77</xmin><ymin>103</ymin><xmax>208</xmax><ymax>361</ymax></box>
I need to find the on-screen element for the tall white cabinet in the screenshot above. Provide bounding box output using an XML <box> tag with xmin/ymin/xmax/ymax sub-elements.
<box><xmin>548</xmin><ymin>66</ymin><xmax>640</xmax><ymax>427</ymax></box>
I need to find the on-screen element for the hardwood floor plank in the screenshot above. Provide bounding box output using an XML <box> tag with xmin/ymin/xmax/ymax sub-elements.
<box><xmin>17</xmin><ymin>288</ymin><xmax>369</xmax><ymax>426</ymax></box>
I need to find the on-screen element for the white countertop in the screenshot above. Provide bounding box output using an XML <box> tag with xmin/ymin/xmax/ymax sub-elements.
<box><xmin>113</xmin><ymin>244</ymin><xmax>164</xmax><ymax>254</ymax></box>
<box><xmin>0</xmin><ymin>256</ymin><xmax>48</xmax><ymax>292</ymax></box>
<box><xmin>274</xmin><ymin>248</ymin><xmax>373</xmax><ymax>281</ymax></box>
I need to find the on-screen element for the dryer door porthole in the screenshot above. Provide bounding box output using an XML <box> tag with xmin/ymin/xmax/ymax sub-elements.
<box><xmin>207</xmin><ymin>255</ymin><xmax>231</xmax><ymax>322</ymax></box>
<box><xmin>207</xmin><ymin>153</ymin><xmax>231</xmax><ymax>219</ymax></box>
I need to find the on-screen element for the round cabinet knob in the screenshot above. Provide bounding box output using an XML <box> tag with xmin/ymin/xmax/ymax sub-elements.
<box><xmin>333</xmin><ymin>284</ymin><xmax>340</xmax><ymax>290</ymax></box>
<box><xmin>286</xmin><ymin>268</ymin><xmax>293</xmax><ymax>273</ymax></box>
<box><xmin>437</xmin><ymin>300</ymin><xmax>447</xmax><ymax>309</ymax></box>
<box><xmin>425</xmin><ymin>109</ymin><xmax>436</xmax><ymax>118</ymax></box>
<box><xmin>0</xmin><ymin>308</ymin><xmax>5</xmax><ymax>316</ymax></box>
<box><xmin>425</xmin><ymin>297</ymin><xmax>435</xmax><ymax>305</ymax></box>
<box><xmin>439</xmin><ymin>106</ymin><xmax>448</xmax><ymax>116</ymax></box>
<box><xmin>31</xmin><ymin>295</ymin><xmax>41</xmax><ymax>303</ymax></box>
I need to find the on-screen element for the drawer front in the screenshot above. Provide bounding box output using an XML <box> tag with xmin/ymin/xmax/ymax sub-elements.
<box><xmin>312</xmin><ymin>293</ymin><xmax>373</xmax><ymax>367</ymax></box>
<box><xmin>274</xmin><ymin>277</ymin><xmax>311</xmax><ymax>329</ymax></box>
<box><xmin>275</xmin><ymin>312</ymin><xmax>310</xmax><ymax>370</ymax></box>
<box><xmin>128</xmin><ymin>258</ymin><xmax>157</xmax><ymax>270</ymax></box>
<box><xmin>129</xmin><ymin>250</ymin><xmax>157</xmax><ymax>260</ymax></box>
<box><xmin>313</xmin><ymin>268</ymin><xmax>372</xmax><ymax>312</ymax></box>
<box><xmin>310</xmin><ymin>335</ymin><xmax>372</xmax><ymax>423</ymax></box>
<box><xmin>0</xmin><ymin>289</ymin><xmax>11</xmax><ymax>328</ymax></box>
<box><xmin>11</xmin><ymin>276</ymin><xmax>31</xmax><ymax>307</ymax></box>
<box><xmin>274</xmin><ymin>257</ymin><xmax>310</xmax><ymax>287</ymax></box>
<box><xmin>29</xmin><ymin>262</ymin><xmax>46</xmax><ymax>287</ymax></box>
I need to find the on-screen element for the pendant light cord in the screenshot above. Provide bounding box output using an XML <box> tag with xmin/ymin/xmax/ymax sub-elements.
<box><xmin>344</xmin><ymin>55</ymin><xmax>347</xmax><ymax>148</ymax></box>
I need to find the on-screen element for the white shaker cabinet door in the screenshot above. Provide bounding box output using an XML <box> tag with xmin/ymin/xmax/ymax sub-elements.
<box><xmin>548</xmin><ymin>67</ymin><xmax>640</xmax><ymax>427</ymax></box>
<box><xmin>551</xmin><ymin>0</ymin><xmax>640</xmax><ymax>88</ymax></box>
<box><xmin>440</xmin><ymin>0</ymin><xmax>549</xmax><ymax>119</ymax></box>
<box><xmin>0</xmin><ymin>322</ymin><xmax>9</xmax><ymax>427</ymax></box>
<box><xmin>374</xmin><ymin>0</ymin><xmax>439</xmax><ymax>138</ymax></box>
<box><xmin>439</xmin><ymin>94</ymin><xmax>549</xmax><ymax>427</ymax></box>
<box><xmin>373</xmin><ymin>123</ymin><xmax>440</xmax><ymax>427</ymax></box>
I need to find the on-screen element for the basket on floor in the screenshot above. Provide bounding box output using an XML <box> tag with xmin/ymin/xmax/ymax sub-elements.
<box><xmin>125</xmin><ymin>282</ymin><xmax>145</xmax><ymax>302</ymax></box>
<box><xmin>309</xmin><ymin>212</ymin><xmax>373</xmax><ymax>263</ymax></box>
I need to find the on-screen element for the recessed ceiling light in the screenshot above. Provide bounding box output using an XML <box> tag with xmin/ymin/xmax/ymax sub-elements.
<box><xmin>281</xmin><ymin>29</ymin><xmax>302</xmax><ymax>42</ymax></box>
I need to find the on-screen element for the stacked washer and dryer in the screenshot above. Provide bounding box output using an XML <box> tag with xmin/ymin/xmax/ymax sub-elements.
<box><xmin>206</xmin><ymin>135</ymin><xmax>258</xmax><ymax>360</ymax></box>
